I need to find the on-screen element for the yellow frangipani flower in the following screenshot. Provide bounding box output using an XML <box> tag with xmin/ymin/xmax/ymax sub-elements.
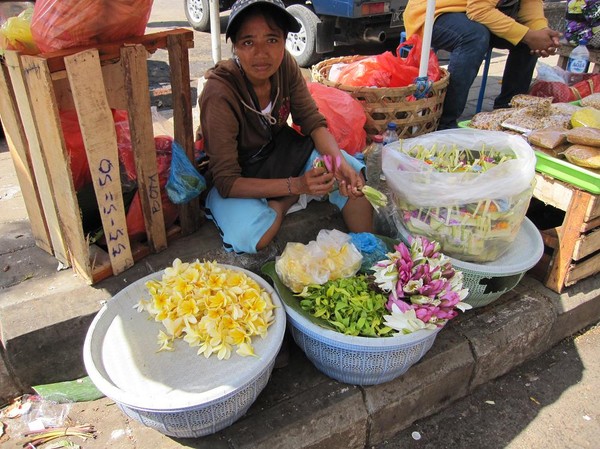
<box><xmin>236</xmin><ymin>342</ymin><xmax>257</xmax><ymax>357</ymax></box>
<box><xmin>138</xmin><ymin>259</ymin><xmax>276</xmax><ymax>360</ymax></box>
<box><xmin>157</xmin><ymin>330</ymin><xmax>174</xmax><ymax>352</ymax></box>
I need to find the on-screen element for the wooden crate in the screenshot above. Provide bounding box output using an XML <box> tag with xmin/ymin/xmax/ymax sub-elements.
<box><xmin>529</xmin><ymin>172</ymin><xmax>600</xmax><ymax>293</ymax></box>
<box><xmin>0</xmin><ymin>29</ymin><xmax>202</xmax><ymax>284</ymax></box>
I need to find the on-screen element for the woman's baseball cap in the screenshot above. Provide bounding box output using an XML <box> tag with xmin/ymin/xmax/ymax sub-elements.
<box><xmin>225</xmin><ymin>0</ymin><xmax>301</xmax><ymax>41</ymax></box>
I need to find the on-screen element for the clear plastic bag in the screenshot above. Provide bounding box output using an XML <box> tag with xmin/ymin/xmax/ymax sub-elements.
<box><xmin>383</xmin><ymin>129</ymin><xmax>535</xmax><ymax>205</ymax></box>
<box><xmin>275</xmin><ymin>229</ymin><xmax>362</xmax><ymax>293</ymax></box>
<box><xmin>382</xmin><ymin>129</ymin><xmax>536</xmax><ymax>262</ymax></box>
<box><xmin>30</xmin><ymin>0</ymin><xmax>153</xmax><ymax>53</ymax></box>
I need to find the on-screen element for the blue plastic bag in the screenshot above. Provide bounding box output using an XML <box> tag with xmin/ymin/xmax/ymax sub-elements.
<box><xmin>166</xmin><ymin>141</ymin><xmax>206</xmax><ymax>204</ymax></box>
<box><xmin>349</xmin><ymin>232</ymin><xmax>389</xmax><ymax>272</ymax></box>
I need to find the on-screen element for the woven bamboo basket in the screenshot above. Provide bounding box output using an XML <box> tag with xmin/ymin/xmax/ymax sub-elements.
<box><xmin>311</xmin><ymin>55</ymin><xmax>450</xmax><ymax>139</ymax></box>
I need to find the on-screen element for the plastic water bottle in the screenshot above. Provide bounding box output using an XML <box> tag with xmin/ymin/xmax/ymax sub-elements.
<box><xmin>567</xmin><ymin>40</ymin><xmax>590</xmax><ymax>74</ymax></box>
<box><xmin>365</xmin><ymin>134</ymin><xmax>384</xmax><ymax>189</ymax></box>
<box><xmin>380</xmin><ymin>123</ymin><xmax>398</xmax><ymax>182</ymax></box>
<box><xmin>382</xmin><ymin>122</ymin><xmax>399</xmax><ymax>145</ymax></box>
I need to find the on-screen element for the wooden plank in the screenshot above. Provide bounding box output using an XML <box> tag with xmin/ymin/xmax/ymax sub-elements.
<box><xmin>167</xmin><ymin>33</ymin><xmax>202</xmax><ymax>235</ymax></box>
<box><xmin>51</xmin><ymin>64</ymin><xmax>127</xmax><ymax>110</ymax></box>
<box><xmin>14</xmin><ymin>52</ymin><xmax>75</xmax><ymax>267</ymax></box>
<box><xmin>545</xmin><ymin>189</ymin><xmax>594</xmax><ymax>292</ymax></box>
<box><xmin>43</xmin><ymin>29</ymin><xmax>194</xmax><ymax>73</ymax></box>
<box><xmin>540</xmin><ymin>227</ymin><xmax>559</xmax><ymax>249</ymax></box>
<box><xmin>533</xmin><ymin>173</ymin><xmax>574</xmax><ymax>211</ymax></box>
<box><xmin>565</xmin><ymin>252</ymin><xmax>600</xmax><ymax>286</ymax></box>
<box><xmin>583</xmin><ymin>216</ymin><xmax>600</xmax><ymax>232</ymax></box>
<box><xmin>120</xmin><ymin>44</ymin><xmax>167</xmax><ymax>253</ymax></box>
<box><xmin>573</xmin><ymin>227</ymin><xmax>600</xmax><ymax>261</ymax></box>
<box><xmin>0</xmin><ymin>62</ymin><xmax>52</xmax><ymax>253</ymax></box>
<box><xmin>64</xmin><ymin>49</ymin><xmax>134</xmax><ymax>276</ymax></box>
<box><xmin>584</xmin><ymin>192</ymin><xmax>600</xmax><ymax>221</ymax></box>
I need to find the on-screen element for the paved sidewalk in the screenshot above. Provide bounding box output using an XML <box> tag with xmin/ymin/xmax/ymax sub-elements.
<box><xmin>2</xmin><ymin>50</ymin><xmax>599</xmax><ymax>449</ymax></box>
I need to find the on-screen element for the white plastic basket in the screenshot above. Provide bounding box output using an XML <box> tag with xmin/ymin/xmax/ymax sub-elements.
<box><xmin>283</xmin><ymin>302</ymin><xmax>440</xmax><ymax>385</ymax></box>
<box><xmin>83</xmin><ymin>265</ymin><xmax>286</xmax><ymax>438</ymax></box>
<box><xmin>395</xmin><ymin>217</ymin><xmax>544</xmax><ymax>308</ymax></box>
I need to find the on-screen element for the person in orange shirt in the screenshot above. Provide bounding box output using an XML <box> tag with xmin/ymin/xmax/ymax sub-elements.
<box><xmin>403</xmin><ymin>0</ymin><xmax>561</xmax><ymax>129</ymax></box>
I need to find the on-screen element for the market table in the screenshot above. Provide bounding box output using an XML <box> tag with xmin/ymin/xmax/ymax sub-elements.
<box><xmin>529</xmin><ymin>172</ymin><xmax>600</xmax><ymax>293</ymax></box>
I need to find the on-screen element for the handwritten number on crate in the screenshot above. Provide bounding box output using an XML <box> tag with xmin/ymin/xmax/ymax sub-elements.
<box><xmin>98</xmin><ymin>159</ymin><xmax>114</xmax><ymax>186</ymax></box>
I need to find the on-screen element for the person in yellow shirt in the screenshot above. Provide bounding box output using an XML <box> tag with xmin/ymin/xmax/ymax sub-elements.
<box><xmin>403</xmin><ymin>0</ymin><xmax>561</xmax><ymax>129</ymax></box>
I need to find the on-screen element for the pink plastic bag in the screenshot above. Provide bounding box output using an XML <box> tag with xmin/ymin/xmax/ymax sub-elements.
<box><xmin>306</xmin><ymin>82</ymin><xmax>367</xmax><ymax>155</ymax></box>
<box><xmin>31</xmin><ymin>0</ymin><xmax>154</xmax><ymax>53</ymax></box>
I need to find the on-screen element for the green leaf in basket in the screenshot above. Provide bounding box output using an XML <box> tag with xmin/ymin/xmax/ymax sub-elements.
<box><xmin>261</xmin><ymin>262</ymin><xmax>339</xmax><ymax>332</ymax></box>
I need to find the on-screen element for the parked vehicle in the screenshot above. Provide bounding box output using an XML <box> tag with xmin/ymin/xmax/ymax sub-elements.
<box><xmin>184</xmin><ymin>0</ymin><xmax>408</xmax><ymax>67</ymax></box>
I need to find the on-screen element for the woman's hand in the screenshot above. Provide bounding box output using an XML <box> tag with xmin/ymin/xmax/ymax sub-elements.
<box><xmin>332</xmin><ymin>159</ymin><xmax>365</xmax><ymax>199</ymax></box>
<box><xmin>297</xmin><ymin>167</ymin><xmax>336</xmax><ymax>196</ymax></box>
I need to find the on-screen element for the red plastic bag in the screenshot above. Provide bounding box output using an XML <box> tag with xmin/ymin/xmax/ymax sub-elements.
<box><xmin>126</xmin><ymin>136</ymin><xmax>179</xmax><ymax>242</ymax></box>
<box><xmin>306</xmin><ymin>82</ymin><xmax>367</xmax><ymax>155</ymax></box>
<box><xmin>30</xmin><ymin>0</ymin><xmax>153</xmax><ymax>53</ymax></box>
<box><xmin>335</xmin><ymin>34</ymin><xmax>441</xmax><ymax>88</ymax></box>
<box><xmin>59</xmin><ymin>110</ymin><xmax>92</xmax><ymax>191</ymax></box>
<box><xmin>59</xmin><ymin>109</ymin><xmax>133</xmax><ymax>191</ymax></box>
<box><xmin>529</xmin><ymin>73</ymin><xmax>600</xmax><ymax>103</ymax></box>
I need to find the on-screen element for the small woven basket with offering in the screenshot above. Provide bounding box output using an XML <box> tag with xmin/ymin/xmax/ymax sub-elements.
<box><xmin>311</xmin><ymin>36</ymin><xmax>450</xmax><ymax>140</ymax></box>
<box><xmin>383</xmin><ymin>129</ymin><xmax>537</xmax><ymax>263</ymax></box>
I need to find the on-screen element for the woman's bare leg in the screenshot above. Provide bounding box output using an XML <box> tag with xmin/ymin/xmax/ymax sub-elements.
<box><xmin>256</xmin><ymin>195</ymin><xmax>299</xmax><ymax>251</ymax></box>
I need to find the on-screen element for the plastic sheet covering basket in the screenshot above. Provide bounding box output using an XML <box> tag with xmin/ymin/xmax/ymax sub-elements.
<box><xmin>262</xmin><ymin>262</ymin><xmax>441</xmax><ymax>385</ymax></box>
<box><xmin>83</xmin><ymin>265</ymin><xmax>286</xmax><ymax>438</ymax></box>
<box><xmin>311</xmin><ymin>56</ymin><xmax>449</xmax><ymax>139</ymax></box>
<box><xmin>395</xmin><ymin>217</ymin><xmax>544</xmax><ymax>308</ymax></box>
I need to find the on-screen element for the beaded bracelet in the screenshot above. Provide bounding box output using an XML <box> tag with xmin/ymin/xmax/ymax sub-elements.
<box><xmin>286</xmin><ymin>177</ymin><xmax>292</xmax><ymax>195</ymax></box>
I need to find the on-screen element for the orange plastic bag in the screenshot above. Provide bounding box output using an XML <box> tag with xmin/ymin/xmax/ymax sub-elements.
<box><xmin>306</xmin><ymin>82</ymin><xmax>367</xmax><ymax>155</ymax></box>
<box><xmin>335</xmin><ymin>34</ymin><xmax>441</xmax><ymax>88</ymax></box>
<box><xmin>30</xmin><ymin>0</ymin><xmax>154</xmax><ymax>53</ymax></box>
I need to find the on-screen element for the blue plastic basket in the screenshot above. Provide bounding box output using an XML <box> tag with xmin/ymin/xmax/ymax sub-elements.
<box><xmin>283</xmin><ymin>304</ymin><xmax>441</xmax><ymax>385</ymax></box>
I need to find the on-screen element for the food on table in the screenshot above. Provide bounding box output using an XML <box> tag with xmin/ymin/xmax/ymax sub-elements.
<box><xmin>550</xmin><ymin>102</ymin><xmax>581</xmax><ymax>116</ymax></box>
<box><xmin>571</xmin><ymin>107</ymin><xmax>600</xmax><ymax>128</ymax></box>
<box><xmin>528</xmin><ymin>127</ymin><xmax>568</xmax><ymax>149</ymax></box>
<box><xmin>469</xmin><ymin>108</ymin><xmax>515</xmax><ymax>130</ymax></box>
<box><xmin>509</xmin><ymin>94</ymin><xmax>552</xmax><ymax>110</ymax></box>
<box><xmin>566</xmin><ymin>126</ymin><xmax>600</xmax><ymax>146</ymax></box>
<box><xmin>580</xmin><ymin>92</ymin><xmax>600</xmax><ymax>109</ymax></box>
<box><xmin>563</xmin><ymin>144</ymin><xmax>600</xmax><ymax>168</ymax></box>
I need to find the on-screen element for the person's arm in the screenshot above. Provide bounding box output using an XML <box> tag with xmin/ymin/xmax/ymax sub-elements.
<box><xmin>466</xmin><ymin>0</ymin><xmax>549</xmax><ymax>45</ymax></box>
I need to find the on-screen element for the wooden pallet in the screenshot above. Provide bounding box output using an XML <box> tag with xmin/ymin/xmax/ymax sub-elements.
<box><xmin>0</xmin><ymin>29</ymin><xmax>202</xmax><ymax>284</ymax></box>
<box><xmin>529</xmin><ymin>172</ymin><xmax>600</xmax><ymax>293</ymax></box>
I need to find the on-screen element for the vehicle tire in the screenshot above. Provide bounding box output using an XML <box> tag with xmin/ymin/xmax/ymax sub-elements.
<box><xmin>285</xmin><ymin>5</ymin><xmax>320</xmax><ymax>68</ymax></box>
<box><xmin>185</xmin><ymin>0</ymin><xmax>211</xmax><ymax>32</ymax></box>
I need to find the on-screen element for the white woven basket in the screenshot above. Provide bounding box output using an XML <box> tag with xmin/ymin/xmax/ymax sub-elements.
<box><xmin>283</xmin><ymin>302</ymin><xmax>440</xmax><ymax>385</ymax></box>
<box><xmin>395</xmin><ymin>217</ymin><xmax>544</xmax><ymax>308</ymax></box>
<box><xmin>83</xmin><ymin>265</ymin><xmax>286</xmax><ymax>438</ymax></box>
